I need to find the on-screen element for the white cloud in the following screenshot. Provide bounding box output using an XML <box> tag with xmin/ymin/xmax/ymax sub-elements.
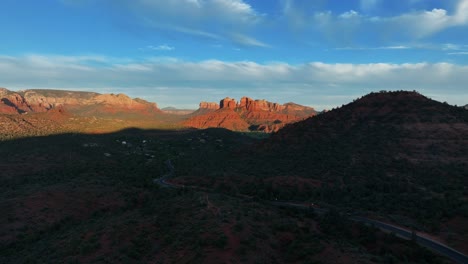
<box><xmin>230</xmin><ymin>33</ymin><xmax>270</xmax><ymax>48</ymax></box>
<box><xmin>338</xmin><ymin>43</ymin><xmax>468</xmax><ymax>52</ymax></box>
<box><xmin>454</xmin><ymin>0</ymin><xmax>468</xmax><ymax>24</ymax></box>
<box><xmin>340</xmin><ymin>10</ymin><xmax>360</xmax><ymax>19</ymax></box>
<box><xmin>377</xmin><ymin>1</ymin><xmax>468</xmax><ymax>38</ymax></box>
<box><xmin>380</xmin><ymin>45</ymin><xmax>410</xmax><ymax>50</ymax></box>
<box><xmin>142</xmin><ymin>0</ymin><xmax>260</xmax><ymax>25</ymax></box>
<box><xmin>335</xmin><ymin>45</ymin><xmax>411</xmax><ymax>50</ymax></box>
<box><xmin>147</xmin><ymin>45</ymin><xmax>175</xmax><ymax>51</ymax></box>
<box><xmin>387</xmin><ymin>8</ymin><xmax>452</xmax><ymax>38</ymax></box>
<box><xmin>1</xmin><ymin>54</ymin><xmax>467</xmax><ymax>108</ymax></box>
<box><xmin>119</xmin><ymin>0</ymin><xmax>266</xmax><ymax>47</ymax></box>
<box><xmin>448</xmin><ymin>52</ymin><xmax>468</xmax><ymax>55</ymax></box>
<box><xmin>282</xmin><ymin>0</ymin><xmax>468</xmax><ymax>43</ymax></box>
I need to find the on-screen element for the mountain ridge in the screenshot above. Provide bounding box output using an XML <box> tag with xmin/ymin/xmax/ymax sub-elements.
<box><xmin>0</xmin><ymin>88</ymin><xmax>160</xmax><ymax>115</ymax></box>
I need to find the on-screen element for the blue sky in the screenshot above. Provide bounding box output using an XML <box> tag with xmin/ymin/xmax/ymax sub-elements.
<box><xmin>1</xmin><ymin>0</ymin><xmax>467</xmax><ymax>109</ymax></box>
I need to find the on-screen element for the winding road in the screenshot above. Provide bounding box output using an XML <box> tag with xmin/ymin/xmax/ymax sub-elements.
<box><xmin>153</xmin><ymin>159</ymin><xmax>177</xmax><ymax>188</ymax></box>
<box><xmin>154</xmin><ymin>161</ymin><xmax>468</xmax><ymax>264</ymax></box>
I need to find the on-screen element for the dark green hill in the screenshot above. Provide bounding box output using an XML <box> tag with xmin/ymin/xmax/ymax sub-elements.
<box><xmin>0</xmin><ymin>128</ymin><xmax>451</xmax><ymax>263</ymax></box>
<box><xmin>239</xmin><ymin>91</ymin><xmax>468</xmax><ymax>227</ymax></box>
<box><xmin>173</xmin><ymin>91</ymin><xmax>467</xmax><ymax>240</ymax></box>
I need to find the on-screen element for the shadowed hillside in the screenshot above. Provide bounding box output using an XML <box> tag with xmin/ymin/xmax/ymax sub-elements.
<box><xmin>173</xmin><ymin>91</ymin><xmax>468</xmax><ymax>253</ymax></box>
<box><xmin>1</xmin><ymin>128</ymin><xmax>450</xmax><ymax>263</ymax></box>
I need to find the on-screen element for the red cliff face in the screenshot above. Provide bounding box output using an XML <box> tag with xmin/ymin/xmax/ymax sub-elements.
<box><xmin>0</xmin><ymin>89</ymin><xmax>33</xmax><ymax>114</ymax></box>
<box><xmin>220</xmin><ymin>97</ymin><xmax>237</xmax><ymax>109</ymax></box>
<box><xmin>184</xmin><ymin>96</ymin><xmax>317</xmax><ymax>132</ymax></box>
<box><xmin>250</xmin><ymin>99</ymin><xmax>285</xmax><ymax>112</ymax></box>
<box><xmin>237</xmin><ymin>97</ymin><xmax>253</xmax><ymax>110</ymax></box>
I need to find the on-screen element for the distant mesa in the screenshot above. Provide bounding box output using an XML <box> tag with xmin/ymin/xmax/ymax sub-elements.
<box><xmin>0</xmin><ymin>88</ymin><xmax>160</xmax><ymax>116</ymax></box>
<box><xmin>161</xmin><ymin>107</ymin><xmax>196</xmax><ymax>115</ymax></box>
<box><xmin>184</xmin><ymin>96</ymin><xmax>316</xmax><ymax>132</ymax></box>
<box><xmin>199</xmin><ymin>102</ymin><xmax>220</xmax><ymax>110</ymax></box>
<box><xmin>1</xmin><ymin>88</ymin><xmax>317</xmax><ymax>135</ymax></box>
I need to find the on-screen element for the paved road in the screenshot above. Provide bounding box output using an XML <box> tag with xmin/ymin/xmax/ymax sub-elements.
<box><xmin>272</xmin><ymin>201</ymin><xmax>468</xmax><ymax>264</ymax></box>
<box><xmin>154</xmin><ymin>159</ymin><xmax>178</xmax><ymax>188</ymax></box>
<box><xmin>352</xmin><ymin>216</ymin><xmax>468</xmax><ymax>264</ymax></box>
<box><xmin>154</xmin><ymin>165</ymin><xmax>468</xmax><ymax>263</ymax></box>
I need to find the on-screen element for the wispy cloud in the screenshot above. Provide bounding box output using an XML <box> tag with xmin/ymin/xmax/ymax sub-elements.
<box><xmin>230</xmin><ymin>33</ymin><xmax>271</xmax><ymax>48</ymax></box>
<box><xmin>146</xmin><ymin>45</ymin><xmax>175</xmax><ymax>51</ymax></box>
<box><xmin>116</xmin><ymin>0</ymin><xmax>268</xmax><ymax>47</ymax></box>
<box><xmin>448</xmin><ymin>52</ymin><xmax>468</xmax><ymax>55</ymax></box>
<box><xmin>1</xmin><ymin>54</ymin><xmax>467</xmax><ymax>108</ymax></box>
<box><xmin>360</xmin><ymin>0</ymin><xmax>381</xmax><ymax>12</ymax></box>
<box><xmin>335</xmin><ymin>45</ymin><xmax>411</xmax><ymax>50</ymax></box>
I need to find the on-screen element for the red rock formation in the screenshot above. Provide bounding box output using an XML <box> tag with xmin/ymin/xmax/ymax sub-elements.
<box><xmin>237</xmin><ymin>97</ymin><xmax>253</xmax><ymax>110</ymax></box>
<box><xmin>184</xmin><ymin>108</ymin><xmax>250</xmax><ymax>131</ymax></box>
<box><xmin>22</xmin><ymin>90</ymin><xmax>96</xmax><ymax>112</ymax></box>
<box><xmin>0</xmin><ymin>88</ymin><xmax>160</xmax><ymax>116</ymax></box>
<box><xmin>184</xmin><ymin>96</ymin><xmax>317</xmax><ymax>132</ymax></box>
<box><xmin>220</xmin><ymin>97</ymin><xmax>237</xmax><ymax>109</ymax></box>
<box><xmin>0</xmin><ymin>89</ymin><xmax>32</xmax><ymax>114</ymax></box>
<box><xmin>237</xmin><ymin>97</ymin><xmax>290</xmax><ymax>112</ymax></box>
<box><xmin>199</xmin><ymin>102</ymin><xmax>220</xmax><ymax>110</ymax></box>
<box><xmin>91</xmin><ymin>94</ymin><xmax>159</xmax><ymax>113</ymax></box>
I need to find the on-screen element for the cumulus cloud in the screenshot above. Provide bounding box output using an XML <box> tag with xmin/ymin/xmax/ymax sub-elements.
<box><xmin>282</xmin><ymin>0</ymin><xmax>468</xmax><ymax>44</ymax></box>
<box><xmin>1</xmin><ymin>54</ymin><xmax>467</xmax><ymax>108</ymax></box>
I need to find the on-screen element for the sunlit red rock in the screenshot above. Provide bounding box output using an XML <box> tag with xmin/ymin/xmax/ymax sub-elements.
<box><xmin>184</xmin><ymin>96</ymin><xmax>316</xmax><ymax>132</ymax></box>
<box><xmin>199</xmin><ymin>102</ymin><xmax>220</xmax><ymax>110</ymax></box>
<box><xmin>0</xmin><ymin>88</ymin><xmax>160</xmax><ymax>116</ymax></box>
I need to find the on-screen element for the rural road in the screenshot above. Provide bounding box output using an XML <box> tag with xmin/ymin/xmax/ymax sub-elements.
<box><xmin>352</xmin><ymin>216</ymin><xmax>468</xmax><ymax>264</ymax></box>
<box><xmin>154</xmin><ymin>162</ymin><xmax>468</xmax><ymax>264</ymax></box>
<box><xmin>153</xmin><ymin>159</ymin><xmax>177</xmax><ymax>188</ymax></box>
<box><xmin>272</xmin><ymin>201</ymin><xmax>467</xmax><ymax>264</ymax></box>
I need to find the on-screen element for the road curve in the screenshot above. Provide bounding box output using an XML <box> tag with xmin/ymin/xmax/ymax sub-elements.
<box><xmin>352</xmin><ymin>217</ymin><xmax>468</xmax><ymax>264</ymax></box>
<box><xmin>272</xmin><ymin>202</ymin><xmax>467</xmax><ymax>264</ymax></box>
<box><xmin>154</xmin><ymin>159</ymin><xmax>178</xmax><ymax>188</ymax></box>
<box><xmin>153</xmin><ymin>163</ymin><xmax>468</xmax><ymax>263</ymax></box>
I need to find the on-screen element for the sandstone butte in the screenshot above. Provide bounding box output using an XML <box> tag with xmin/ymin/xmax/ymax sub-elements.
<box><xmin>0</xmin><ymin>88</ymin><xmax>159</xmax><ymax>115</ymax></box>
<box><xmin>184</xmin><ymin>96</ymin><xmax>317</xmax><ymax>132</ymax></box>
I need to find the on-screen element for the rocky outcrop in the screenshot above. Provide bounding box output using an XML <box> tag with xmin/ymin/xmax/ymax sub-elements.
<box><xmin>184</xmin><ymin>96</ymin><xmax>317</xmax><ymax>132</ymax></box>
<box><xmin>0</xmin><ymin>90</ymin><xmax>32</xmax><ymax>114</ymax></box>
<box><xmin>91</xmin><ymin>94</ymin><xmax>159</xmax><ymax>112</ymax></box>
<box><xmin>22</xmin><ymin>90</ymin><xmax>99</xmax><ymax>112</ymax></box>
<box><xmin>238</xmin><ymin>97</ymin><xmax>285</xmax><ymax>112</ymax></box>
<box><xmin>220</xmin><ymin>97</ymin><xmax>237</xmax><ymax>109</ymax></box>
<box><xmin>0</xmin><ymin>88</ymin><xmax>160</xmax><ymax>115</ymax></box>
<box><xmin>199</xmin><ymin>102</ymin><xmax>220</xmax><ymax>110</ymax></box>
